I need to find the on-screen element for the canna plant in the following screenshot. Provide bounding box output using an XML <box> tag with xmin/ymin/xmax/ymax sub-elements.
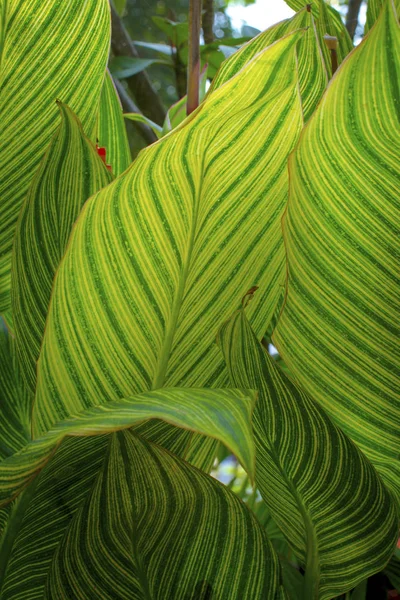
<box><xmin>0</xmin><ymin>0</ymin><xmax>399</xmax><ymax>598</ymax></box>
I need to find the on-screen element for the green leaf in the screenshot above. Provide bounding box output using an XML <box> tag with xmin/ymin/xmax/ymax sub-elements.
<box><xmin>152</xmin><ymin>16</ymin><xmax>189</xmax><ymax>48</ymax></box>
<box><xmin>161</xmin><ymin>68</ymin><xmax>208</xmax><ymax>136</ymax></box>
<box><xmin>109</xmin><ymin>56</ymin><xmax>170</xmax><ymax>79</ymax></box>
<box><xmin>11</xmin><ymin>103</ymin><xmax>112</xmax><ymax>396</ymax></box>
<box><xmin>316</xmin><ymin>0</ymin><xmax>353</xmax><ymax>76</ymax></box>
<box><xmin>97</xmin><ymin>71</ymin><xmax>132</xmax><ymax>176</ymax></box>
<box><xmin>113</xmin><ymin>0</ymin><xmax>127</xmax><ymax>16</ymax></box>
<box><xmin>385</xmin><ymin>554</ymin><xmax>400</xmax><ymax>592</ymax></box>
<box><xmin>133</xmin><ymin>41</ymin><xmax>173</xmax><ymax>55</ymax></box>
<box><xmin>0</xmin><ymin>387</ymin><xmax>256</xmax><ymax>504</ymax></box>
<box><xmin>33</xmin><ymin>33</ymin><xmax>304</xmax><ymax>446</ymax></box>
<box><xmin>217</xmin><ymin>307</ymin><xmax>398</xmax><ymax>599</ymax></box>
<box><xmin>124</xmin><ymin>113</ymin><xmax>163</xmax><ymax>138</ymax></box>
<box><xmin>351</xmin><ymin>579</ymin><xmax>368</xmax><ymax>599</ymax></box>
<box><xmin>366</xmin><ymin>0</ymin><xmax>400</xmax><ymax>32</ymax></box>
<box><xmin>0</xmin><ymin>321</ymin><xmax>30</xmax><ymax>460</ymax></box>
<box><xmin>273</xmin><ymin>0</ymin><xmax>400</xmax><ymax>496</ymax></box>
<box><xmin>211</xmin><ymin>8</ymin><xmax>328</xmax><ymax>122</ymax></box>
<box><xmin>0</xmin><ymin>0</ymin><xmax>110</xmax><ymax>313</ymax></box>
<box><xmin>0</xmin><ymin>433</ymin><xmax>281</xmax><ymax>598</ymax></box>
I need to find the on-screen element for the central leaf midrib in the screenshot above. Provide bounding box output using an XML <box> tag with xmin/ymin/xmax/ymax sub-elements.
<box><xmin>151</xmin><ymin>151</ymin><xmax>206</xmax><ymax>390</ymax></box>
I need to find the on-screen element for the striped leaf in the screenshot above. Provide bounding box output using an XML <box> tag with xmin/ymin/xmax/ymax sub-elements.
<box><xmin>32</xmin><ymin>34</ymin><xmax>304</xmax><ymax>441</ymax></box>
<box><xmin>97</xmin><ymin>71</ymin><xmax>132</xmax><ymax>176</ymax></box>
<box><xmin>0</xmin><ymin>321</ymin><xmax>30</xmax><ymax>460</ymax></box>
<box><xmin>11</xmin><ymin>103</ymin><xmax>112</xmax><ymax>396</ymax></box>
<box><xmin>217</xmin><ymin>305</ymin><xmax>398</xmax><ymax>599</ymax></box>
<box><xmin>0</xmin><ymin>0</ymin><xmax>110</xmax><ymax>313</ymax></box>
<box><xmin>273</xmin><ymin>0</ymin><xmax>400</xmax><ymax>496</ymax></box>
<box><xmin>366</xmin><ymin>0</ymin><xmax>400</xmax><ymax>32</ymax></box>
<box><xmin>0</xmin><ymin>433</ymin><xmax>281</xmax><ymax>599</ymax></box>
<box><xmin>211</xmin><ymin>8</ymin><xmax>328</xmax><ymax>122</ymax></box>
<box><xmin>0</xmin><ymin>387</ymin><xmax>256</xmax><ymax>505</ymax></box>
<box><xmin>281</xmin><ymin>0</ymin><xmax>353</xmax><ymax>73</ymax></box>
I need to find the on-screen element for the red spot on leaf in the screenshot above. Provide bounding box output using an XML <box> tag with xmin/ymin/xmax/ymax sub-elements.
<box><xmin>96</xmin><ymin>144</ymin><xmax>112</xmax><ymax>172</ymax></box>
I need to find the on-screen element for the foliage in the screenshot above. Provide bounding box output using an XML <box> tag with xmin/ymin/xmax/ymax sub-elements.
<box><xmin>0</xmin><ymin>0</ymin><xmax>399</xmax><ymax>599</ymax></box>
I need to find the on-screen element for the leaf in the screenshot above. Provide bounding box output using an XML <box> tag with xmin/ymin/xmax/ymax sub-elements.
<box><xmin>124</xmin><ymin>113</ymin><xmax>163</xmax><ymax>138</ymax></box>
<box><xmin>33</xmin><ymin>33</ymin><xmax>304</xmax><ymax>443</ymax></box>
<box><xmin>385</xmin><ymin>554</ymin><xmax>400</xmax><ymax>592</ymax></box>
<box><xmin>366</xmin><ymin>0</ymin><xmax>400</xmax><ymax>32</ymax></box>
<box><xmin>0</xmin><ymin>433</ymin><xmax>281</xmax><ymax>599</ymax></box>
<box><xmin>315</xmin><ymin>0</ymin><xmax>353</xmax><ymax>76</ymax></box>
<box><xmin>0</xmin><ymin>321</ymin><xmax>30</xmax><ymax>460</ymax></box>
<box><xmin>273</xmin><ymin>0</ymin><xmax>400</xmax><ymax>495</ymax></box>
<box><xmin>109</xmin><ymin>56</ymin><xmax>169</xmax><ymax>79</ymax></box>
<box><xmin>217</xmin><ymin>308</ymin><xmax>398</xmax><ymax>599</ymax></box>
<box><xmin>211</xmin><ymin>8</ymin><xmax>328</xmax><ymax>122</ymax></box>
<box><xmin>152</xmin><ymin>16</ymin><xmax>189</xmax><ymax>48</ymax></box>
<box><xmin>161</xmin><ymin>68</ymin><xmax>208</xmax><ymax>136</ymax></box>
<box><xmin>0</xmin><ymin>387</ymin><xmax>256</xmax><ymax>504</ymax></box>
<box><xmin>113</xmin><ymin>0</ymin><xmax>127</xmax><ymax>16</ymax></box>
<box><xmin>11</xmin><ymin>103</ymin><xmax>112</xmax><ymax>396</ymax></box>
<box><xmin>133</xmin><ymin>41</ymin><xmax>174</xmax><ymax>55</ymax></box>
<box><xmin>0</xmin><ymin>0</ymin><xmax>110</xmax><ymax>313</ymax></box>
<box><xmin>97</xmin><ymin>71</ymin><xmax>132</xmax><ymax>176</ymax></box>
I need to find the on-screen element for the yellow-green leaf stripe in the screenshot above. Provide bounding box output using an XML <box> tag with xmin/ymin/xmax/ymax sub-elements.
<box><xmin>33</xmin><ymin>33</ymin><xmax>304</xmax><ymax>438</ymax></box>
<box><xmin>0</xmin><ymin>0</ymin><xmax>110</xmax><ymax>312</ymax></box>
<box><xmin>218</xmin><ymin>307</ymin><xmax>398</xmax><ymax>600</ymax></box>
<box><xmin>274</xmin><ymin>0</ymin><xmax>400</xmax><ymax>496</ymax></box>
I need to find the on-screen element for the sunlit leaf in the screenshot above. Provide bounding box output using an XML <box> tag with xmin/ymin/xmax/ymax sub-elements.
<box><xmin>0</xmin><ymin>0</ymin><xmax>110</xmax><ymax>312</ymax></box>
<box><xmin>11</xmin><ymin>103</ymin><xmax>112</xmax><ymax>395</ymax></box>
<box><xmin>274</xmin><ymin>0</ymin><xmax>400</xmax><ymax>496</ymax></box>
<box><xmin>32</xmin><ymin>33</ymin><xmax>304</xmax><ymax>462</ymax></box>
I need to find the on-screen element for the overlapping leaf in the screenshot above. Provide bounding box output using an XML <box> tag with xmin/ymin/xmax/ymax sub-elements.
<box><xmin>32</xmin><ymin>34</ymin><xmax>304</xmax><ymax>441</ymax></box>
<box><xmin>274</xmin><ymin>0</ymin><xmax>400</xmax><ymax>495</ymax></box>
<box><xmin>97</xmin><ymin>71</ymin><xmax>132</xmax><ymax>176</ymax></box>
<box><xmin>218</xmin><ymin>306</ymin><xmax>398</xmax><ymax>599</ymax></box>
<box><xmin>366</xmin><ymin>0</ymin><xmax>400</xmax><ymax>32</ymax></box>
<box><xmin>0</xmin><ymin>387</ymin><xmax>256</xmax><ymax>505</ymax></box>
<box><xmin>11</xmin><ymin>104</ymin><xmax>112</xmax><ymax>396</ymax></box>
<box><xmin>0</xmin><ymin>0</ymin><xmax>110</xmax><ymax>312</ymax></box>
<box><xmin>0</xmin><ymin>322</ymin><xmax>30</xmax><ymax>464</ymax></box>
<box><xmin>0</xmin><ymin>433</ymin><xmax>281</xmax><ymax>599</ymax></box>
<box><xmin>211</xmin><ymin>7</ymin><xmax>328</xmax><ymax>122</ymax></box>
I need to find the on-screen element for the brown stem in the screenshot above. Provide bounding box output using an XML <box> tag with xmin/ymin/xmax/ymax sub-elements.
<box><xmin>110</xmin><ymin>1</ymin><xmax>166</xmax><ymax>125</ymax></box>
<box><xmin>187</xmin><ymin>0</ymin><xmax>202</xmax><ymax>115</ymax></box>
<box><xmin>202</xmin><ymin>0</ymin><xmax>214</xmax><ymax>45</ymax></box>
<box><xmin>324</xmin><ymin>35</ymin><xmax>338</xmax><ymax>76</ymax></box>
<box><xmin>345</xmin><ymin>0</ymin><xmax>363</xmax><ymax>41</ymax></box>
<box><xmin>112</xmin><ymin>77</ymin><xmax>158</xmax><ymax>146</ymax></box>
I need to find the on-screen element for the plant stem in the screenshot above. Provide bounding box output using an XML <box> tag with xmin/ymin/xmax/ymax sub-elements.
<box><xmin>202</xmin><ymin>0</ymin><xmax>214</xmax><ymax>45</ymax></box>
<box><xmin>345</xmin><ymin>0</ymin><xmax>363</xmax><ymax>41</ymax></box>
<box><xmin>187</xmin><ymin>0</ymin><xmax>202</xmax><ymax>115</ymax></box>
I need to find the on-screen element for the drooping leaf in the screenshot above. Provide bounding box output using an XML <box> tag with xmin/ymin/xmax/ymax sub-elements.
<box><xmin>32</xmin><ymin>33</ymin><xmax>304</xmax><ymax>447</ymax></box>
<box><xmin>109</xmin><ymin>56</ymin><xmax>170</xmax><ymax>79</ymax></box>
<box><xmin>273</xmin><ymin>0</ymin><xmax>400</xmax><ymax>496</ymax></box>
<box><xmin>0</xmin><ymin>0</ymin><xmax>110</xmax><ymax>312</ymax></box>
<box><xmin>124</xmin><ymin>113</ymin><xmax>163</xmax><ymax>138</ymax></box>
<box><xmin>97</xmin><ymin>71</ymin><xmax>132</xmax><ymax>176</ymax></box>
<box><xmin>0</xmin><ymin>321</ymin><xmax>30</xmax><ymax>460</ymax></box>
<box><xmin>0</xmin><ymin>387</ymin><xmax>256</xmax><ymax>504</ymax></box>
<box><xmin>133</xmin><ymin>41</ymin><xmax>173</xmax><ymax>55</ymax></box>
<box><xmin>385</xmin><ymin>554</ymin><xmax>400</xmax><ymax>592</ymax></box>
<box><xmin>11</xmin><ymin>103</ymin><xmax>112</xmax><ymax>396</ymax></box>
<box><xmin>211</xmin><ymin>8</ymin><xmax>328</xmax><ymax>122</ymax></box>
<box><xmin>315</xmin><ymin>0</ymin><xmax>353</xmax><ymax>76</ymax></box>
<box><xmin>0</xmin><ymin>433</ymin><xmax>281</xmax><ymax>599</ymax></box>
<box><xmin>217</xmin><ymin>307</ymin><xmax>398</xmax><ymax>599</ymax></box>
<box><xmin>161</xmin><ymin>67</ymin><xmax>208</xmax><ymax>136</ymax></box>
